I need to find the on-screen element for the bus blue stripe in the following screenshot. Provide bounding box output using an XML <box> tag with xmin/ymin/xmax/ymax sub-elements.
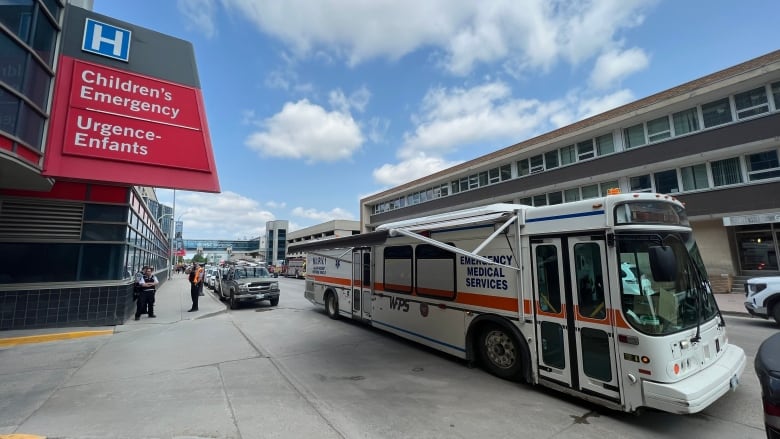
<box><xmin>372</xmin><ymin>320</ymin><xmax>466</xmax><ymax>353</ymax></box>
<box><xmin>526</xmin><ymin>210</ymin><xmax>604</xmax><ymax>223</ymax></box>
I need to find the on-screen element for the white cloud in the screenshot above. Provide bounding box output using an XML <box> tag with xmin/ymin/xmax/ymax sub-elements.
<box><xmin>291</xmin><ymin>206</ymin><xmax>356</xmax><ymax>222</ymax></box>
<box><xmin>266</xmin><ymin>201</ymin><xmax>287</xmax><ymax>209</ymax></box>
<box><xmin>589</xmin><ymin>48</ymin><xmax>650</xmax><ymax>90</ymax></box>
<box><xmin>157</xmin><ymin>190</ymin><xmax>275</xmax><ymax>239</ymax></box>
<box><xmin>373</xmin><ymin>155</ymin><xmax>463</xmax><ymax>186</ymax></box>
<box><xmin>328</xmin><ymin>86</ymin><xmax>371</xmax><ymax>114</ymax></box>
<box><xmin>244</xmin><ymin>99</ymin><xmax>364</xmax><ymax>162</ymax></box>
<box><xmin>219</xmin><ymin>0</ymin><xmax>655</xmax><ymax>76</ymax></box>
<box><xmin>176</xmin><ymin>0</ymin><xmax>218</xmax><ymax>38</ymax></box>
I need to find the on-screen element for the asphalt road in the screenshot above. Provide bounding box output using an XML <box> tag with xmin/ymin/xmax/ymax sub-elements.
<box><xmin>0</xmin><ymin>276</ymin><xmax>772</xmax><ymax>439</ymax></box>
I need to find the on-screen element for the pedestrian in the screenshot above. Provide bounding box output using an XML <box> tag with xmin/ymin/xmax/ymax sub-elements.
<box><xmin>188</xmin><ymin>264</ymin><xmax>200</xmax><ymax>312</ymax></box>
<box><xmin>135</xmin><ymin>266</ymin><xmax>158</xmax><ymax>320</ymax></box>
<box><xmin>197</xmin><ymin>263</ymin><xmax>205</xmax><ymax>296</ymax></box>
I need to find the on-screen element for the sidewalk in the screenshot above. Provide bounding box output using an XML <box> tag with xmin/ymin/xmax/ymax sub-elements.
<box><xmin>714</xmin><ymin>291</ymin><xmax>749</xmax><ymax>317</ymax></box>
<box><xmin>0</xmin><ymin>274</ymin><xmax>226</xmax><ymax>346</ymax></box>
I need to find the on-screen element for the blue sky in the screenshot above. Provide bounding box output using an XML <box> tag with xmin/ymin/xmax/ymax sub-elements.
<box><xmin>92</xmin><ymin>0</ymin><xmax>779</xmax><ymax>240</ymax></box>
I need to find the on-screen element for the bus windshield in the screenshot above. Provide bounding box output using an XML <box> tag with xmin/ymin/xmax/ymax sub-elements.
<box><xmin>617</xmin><ymin>231</ymin><xmax>719</xmax><ymax>336</ymax></box>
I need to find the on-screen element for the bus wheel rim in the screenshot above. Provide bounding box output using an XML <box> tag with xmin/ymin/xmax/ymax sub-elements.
<box><xmin>485</xmin><ymin>330</ymin><xmax>515</xmax><ymax>368</ymax></box>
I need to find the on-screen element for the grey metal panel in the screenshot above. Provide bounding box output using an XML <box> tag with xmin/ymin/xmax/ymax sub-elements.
<box><xmin>287</xmin><ymin>230</ymin><xmax>389</xmax><ymax>253</ymax></box>
<box><xmin>368</xmin><ymin>113</ymin><xmax>780</xmax><ymax>226</ymax></box>
<box><xmin>676</xmin><ymin>182</ymin><xmax>780</xmax><ymax>217</ymax></box>
<box><xmin>60</xmin><ymin>5</ymin><xmax>200</xmax><ymax>88</ymax></box>
<box><xmin>0</xmin><ymin>199</ymin><xmax>83</xmax><ymax>240</ymax></box>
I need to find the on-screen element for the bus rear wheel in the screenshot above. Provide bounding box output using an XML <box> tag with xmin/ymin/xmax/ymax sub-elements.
<box><xmin>325</xmin><ymin>292</ymin><xmax>339</xmax><ymax>320</ymax></box>
<box><xmin>479</xmin><ymin>324</ymin><xmax>523</xmax><ymax>380</ymax></box>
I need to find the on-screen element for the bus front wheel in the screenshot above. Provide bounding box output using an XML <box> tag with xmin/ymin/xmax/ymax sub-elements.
<box><xmin>479</xmin><ymin>324</ymin><xmax>523</xmax><ymax>380</ymax></box>
<box><xmin>325</xmin><ymin>292</ymin><xmax>339</xmax><ymax>320</ymax></box>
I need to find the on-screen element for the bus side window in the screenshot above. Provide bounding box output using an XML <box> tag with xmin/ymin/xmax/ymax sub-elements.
<box><xmin>536</xmin><ymin>245</ymin><xmax>561</xmax><ymax>313</ymax></box>
<box><xmin>575</xmin><ymin>243</ymin><xmax>606</xmax><ymax>320</ymax></box>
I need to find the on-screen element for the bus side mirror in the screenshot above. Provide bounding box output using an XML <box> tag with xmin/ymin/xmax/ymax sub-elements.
<box><xmin>649</xmin><ymin>245</ymin><xmax>677</xmax><ymax>282</ymax></box>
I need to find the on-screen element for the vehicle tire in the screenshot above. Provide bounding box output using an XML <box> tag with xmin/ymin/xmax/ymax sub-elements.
<box><xmin>773</xmin><ymin>302</ymin><xmax>780</xmax><ymax>326</ymax></box>
<box><xmin>325</xmin><ymin>291</ymin><xmax>339</xmax><ymax>320</ymax></box>
<box><xmin>270</xmin><ymin>297</ymin><xmax>279</xmax><ymax>306</ymax></box>
<box><xmin>229</xmin><ymin>291</ymin><xmax>238</xmax><ymax>310</ymax></box>
<box><xmin>478</xmin><ymin>324</ymin><xmax>524</xmax><ymax>380</ymax></box>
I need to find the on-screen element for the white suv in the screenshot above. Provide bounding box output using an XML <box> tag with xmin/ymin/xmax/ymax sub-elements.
<box><xmin>745</xmin><ymin>276</ymin><xmax>780</xmax><ymax>325</ymax></box>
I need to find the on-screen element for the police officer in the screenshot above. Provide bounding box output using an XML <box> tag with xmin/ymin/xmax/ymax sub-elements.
<box><xmin>135</xmin><ymin>266</ymin><xmax>159</xmax><ymax>320</ymax></box>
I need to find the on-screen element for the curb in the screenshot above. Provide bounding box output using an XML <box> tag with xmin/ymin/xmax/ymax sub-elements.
<box><xmin>0</xmin><ymin>329</ymin><xmax>114</xmax><ymax>348</ymax></box>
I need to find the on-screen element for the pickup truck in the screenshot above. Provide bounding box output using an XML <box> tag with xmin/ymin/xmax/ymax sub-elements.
<box><xmin>745</xmin><ymin>276</ymin><xmax>780</xmax><ymax>325</ymax></box>
<box><xmin>218</xmin><ymin>265</ymin><xmax>280</xmax><ymax>309</ymax></box>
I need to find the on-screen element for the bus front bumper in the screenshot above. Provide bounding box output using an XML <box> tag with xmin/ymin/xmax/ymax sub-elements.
<box><xmin>641</xmin><ymin>343</ymin><xmax>746</xmax><ymax>414</ymax></box>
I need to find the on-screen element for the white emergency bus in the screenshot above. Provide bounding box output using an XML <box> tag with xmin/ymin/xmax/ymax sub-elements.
<box><xmin>290</xmin><ymin>193</ymin><xmax>746</xmax><ymax>414</ymax></box>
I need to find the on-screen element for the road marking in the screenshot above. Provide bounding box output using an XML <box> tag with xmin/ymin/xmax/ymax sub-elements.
<box><xmin>0</xmin><ymin>330</ymin><xmax>113</xmax><ymax>347</ymax></box>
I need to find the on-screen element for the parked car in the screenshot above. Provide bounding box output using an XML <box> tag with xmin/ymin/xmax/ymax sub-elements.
<box><xmin>205</xmin><ymin>267</ymin><xmax>219</xmax><ymax>289</ymax></box>
<box><xmin>218</xmin><ymin>264</ymin><xmax>280</xmax><ymax>309</ymax></box>
<box><xmin>755</xmin><ymin>332</ymin><xmax>780</xmax><ymax>438</ymax></box>
<box><xmin>745</xmin><ymin>276</ymin><xmax>780</xmax><ymax>325</ymax></box>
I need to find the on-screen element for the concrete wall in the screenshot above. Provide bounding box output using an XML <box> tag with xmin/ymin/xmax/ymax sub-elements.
<box><xmin>693</xmin><ymin>219</ymin><xmax>735</xmax><ymax>293</ymax></box>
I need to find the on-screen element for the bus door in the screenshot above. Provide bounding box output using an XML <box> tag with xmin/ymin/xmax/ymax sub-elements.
<box><xmin>567</xmin><ymin>235</ymin><xmax>619</xmax><ymax>401</ymax></box>
<box><xmin>352</xmin><ymin>248</ymin><xmax>372</xmax><ymax>321</ymax></box>
<box><xmin>531</xmin><ymin>238</ymin><xmax>572</xmax><ymax>387</ymax></box>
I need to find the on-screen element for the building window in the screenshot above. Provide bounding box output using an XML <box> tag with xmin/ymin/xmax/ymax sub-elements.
<box><xmin>600</xmin><ymin>181</ymin><xmax>619</xmax><ymax>195</ymax></box>
<box><xmin>734</xmin><ymin>86</ymin><xmax>769</xmax><ymax>119</ymax></box>
<box><xmin>595</xmin><ymin>133</ymin><xmax>614</xmax><ymax>155</ymax></box>
<box><xmin>548</xmin><ymin>191</ymin><xmax>563</xmax><ymax>205</ymax></box>
<box><xmin>710</xmin><ymin>157</ymin><xmax>743</xmax><ymax>186</ymax></box>
<box><xmin>654</xmin><ymin>169</ymin><xmax>679</xmax><ymax>194</ymax></box>
<box><xmin>646</xmin><ymin>116</ymin><xmax>671</xmax><ymax>142</ymax></box>
<box><xmin>772</xmin><ymin>82</ymin><xmax>780</xmax><ymax>110</ymax></box>
<box><xmin>672</xmin><ymin>108</ymin><xmax>700</xmax><ymax>136</ymax></box>
<box><xmin>581</xmin><ymin>184</ymin><xmax>599</xmax><ymax>199</ymax></box>
<box><xmin>701</xmin><ymin>98</ymin><xmax>733</xmax><ymax>128</ymax></box>
<box><xmin>623</xmin><ymin>124</ymin><xmax>646</xmax><ymax>148</ymax></box>
<box><xmin>577</xmin><ymin>140</ymin><xmax>595</xmax><ymax>160</ymax></box>
<box><xmin>564</xmin><ymin>188</ymin><xmax>580</xmax><ymax>202</ymax></box>
<box><xmin>681</xmin><ymin>164</ymin><xmax>709</xmax><ymax>191</ymax></box>
<box><xmin>530</xmin><ymin>154</ymin><xmax>544</xmax><ymax>173</ymax></box>
<box><xmin>533</xmin><ymin>194</ymin><xmax>547</xmax><ymax>206</ymax></box>
<box><xmin>747</xmin><ymin>150</ymin><xmax>780</xmax><ymax>181</ymax></box>
<box><xmin>630</xmin><ymin>175</ymin><xmax>652</xmax><ymax>192</ymax></box>
<box><xmin>560</xmin><ymin>144</ymin><xmax>576</xmax><ymax>165</ymax></box>
<box><xmin>518</xmin><ymin>159</ymin><xmax>530</xmax><ymax>177</ymax></box>
<box><xmin>545</xmin><ymin>150</ymin><xmax>559</xmax><ymax>169</ymax></box>
<box><xmin>478</xmin><ymin>171</ymin><xmax>488</xmax><ymax>187</ymax></box>
<box><xmin>519</xmin><ymin>197</ymin><xmax>532</xmax><ymax>205</ymax></box>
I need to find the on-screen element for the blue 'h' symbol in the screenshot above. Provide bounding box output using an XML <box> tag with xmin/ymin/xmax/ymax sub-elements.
<box><xmin>82</xmin><ymin>18</ymin><xmax>131</xmax><ymax>62</ymax></box>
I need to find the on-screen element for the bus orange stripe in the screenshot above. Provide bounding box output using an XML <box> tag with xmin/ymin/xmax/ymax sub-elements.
<box><xmin>455</xmin><ymin>292</ymin><xmax>519</xmax><ymax>312</ymax></box>
<box><xmin>309</xmin><ymin>275</ymin><xmax>351</xmax><ymax>287</ymax></box>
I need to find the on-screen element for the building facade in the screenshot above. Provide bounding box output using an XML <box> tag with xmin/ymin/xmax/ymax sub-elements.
<box><xmin>361</xmin><ymin>51</ymin><xmax>780</xmax><ymax>292</ymax></box>
<box><xmin>0</xmin><ymin>1</ymin><xmax>208</xmax><ymax>330</ymax></box>
<box><xmin>286</xmin><ymin>219</ymin><xmax>361</xmax><ymax>257</ymax></box>
<box><xmin>265</xmin><ymin>220</ymin><xmax>288</xmax><ymax>266</ymax></box>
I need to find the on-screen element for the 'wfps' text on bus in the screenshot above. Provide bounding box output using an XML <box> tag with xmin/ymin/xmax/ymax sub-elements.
<box><xmin>289</xmin><ymin>193</ymin><xmax>746</xmax><ymax>414</ymax></box>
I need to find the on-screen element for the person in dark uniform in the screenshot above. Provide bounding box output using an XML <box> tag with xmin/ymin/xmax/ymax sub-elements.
<box><xmin>135</xmin><ymin>266</ymin><xmax>159</xmax><ymax>320</ymax></box>
<box><xmin>188</xmin><ymin>264</ymin><xmax>201</xmax><ymax>312</ymax></box>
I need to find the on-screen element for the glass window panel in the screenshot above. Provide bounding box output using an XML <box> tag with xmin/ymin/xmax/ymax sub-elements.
<box><xmin>747</xmin><ymin>150</ymin><xmax>780</xmax><ymax>181</ymax></box>
<box><xmin>451</xmin><ymin>180</ymin><xmax>460</xmax><ymax>194</ymax></box>
<box><xmin>32</xmin><ymin>12</ymin><xmax>57</xmax><ymax>66</ymax></box>
<box><xmin>440</xmin><ymin>184</ymin><xmax>449</xmax><ymax>197</ymax></box>
<box><xmin>560</xmin><ymin>145</ymin><xmax>576</xmax><ymax>165</ymax></box>
<box><xmin>81</xmin><ymin>244</ymin><xmax>126</xmax><ymax>281</ymax></box>
<box><xmin>702</xmin><ymin>98</ymin><xmax>733</xmax><ymax>128</ymax></box>
<box><xmin>595</xmin><ymin>133</ymin><xmax>614</xmax><ymax>155</ymax></box>
<box><xmin>0</xmin><ymin>243</ymin><xmax>79</xmax><ymax>283</ymax></box>
<box><xmin>478</xmin><ymin>171</ymin><xmax>488</xmax><ymax>186</ymax></box>
<box><xmin>564</xmin><ymin>188</ymin><xmax>580</xmax><ymax>202</ymax></box>
<box><xmin>84</xmin><ymin>204</ymin><xmax>128</xmax><ymax>222</ymax></box>
<box><xmin>654</xmin><ymin>170</ymin><xmax>679</xmax><ymax>194</ymax></box>
<box><xmin>41</xmin><ymin>0</ymin><xmax>61</xmax><ymax>19</ymax></box>
<box><xmin>533</xmin><ymin>194</ymin><xmax>547</xmax><ymax>206</ymax></box>
<box><xmin>734</xmin><ymin>86</ymin><xmax>769</xmax><ymax>119</ymax></box>
<box><xmin>623</xmin><ymin>124</ymin><xmax>646</xmax><ymax>148</ymax></box>
<box><xmin>647</xmin><ymin>116</ymin><xmax>671</xmax><ymax>142</ymax></box>
<box><xmin>22</xmin><ymin>58</ymin><xmax>51</xmax><ymax>109</ymax></box>
<box><xmin>0</xmin><ymin>35</ymin><xmax>28</xmax><ymax>91</ymax></box>
<box><xmin>548</xmin><ymin>191</ymin><xmax>563</xmax><ymax>205</ymax></box>
<box><xmin>519</xmin><ymin>197</ymin><xmax>532</xmax><ymax>205</ymax></box>
<box><xmin>772</xmin><ymin>82</ymin><xmax>780</xmax><ymax>110</ymax></box>
<box><xmin>0</xmin><ymin>87</ymin><xmax>20</xmax><ymax>136</ymax></box>
<box><xmin>530</xmin><ymin>154</ymin><xmax>544</xmax><ymax>173</ymax></box>
<box><xmin>500</xmin><ymin>164</ymin><xmax>511</xmax><ymax>181</ymax></box>
<box><xmin>577</xmin><ymin>140</ymin><xmax>594</xmax><ymax>160</ymax></box>
<box><xmin>630</xmin><ymin>175</ymin><xmax>652</xmax><ymax>192</ymax></box>
<box><xmin>544</xmin><ymin>150</ymin><xmax>559</xmax><ymax>169</ymax></box>
<box><xmin>672</xmin><ymin>108</ymin><xmax>700</xmax><ymax>135</ymax></box>
<box><xmin>600</xmin><ymin>181</ymin><xmax>619</xmax><ymax>196</ymax></box>
<box><xmin>711</xmin><ymin>157</ymin><xmax>743</xmax><ymax>186</ymax></box>
<box><xmin>518</xmin><ymin>159</ymin><xmax>530</xmax><ymax>176</ymax></box>
<box><xmin>17</xmin><ymin>101</ymin><xmax>44</xmax><ymax>149</ymax></box>
<box><xmin>0</xmin><ymin>2</ymin><xmax>33</xmax><ymax>42</ymax></box>
<box><xmin>681</xmin><ymin>164</ymin><xmax>709</xmax><ymax>190</ymax></box>
<box><xmin>468</xmin><ymin>174</ymin><xmax>479</xmax><ymax>189</ymax></box>
<box><xmin>581</xmin><ymin>184</ymin><xmax>599</xmax><ymax>199</ymax></box>
<box><xmin>488</xmin><ymin>167</ymin><xmax>499</xmax><ymax>183</ymax></box>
